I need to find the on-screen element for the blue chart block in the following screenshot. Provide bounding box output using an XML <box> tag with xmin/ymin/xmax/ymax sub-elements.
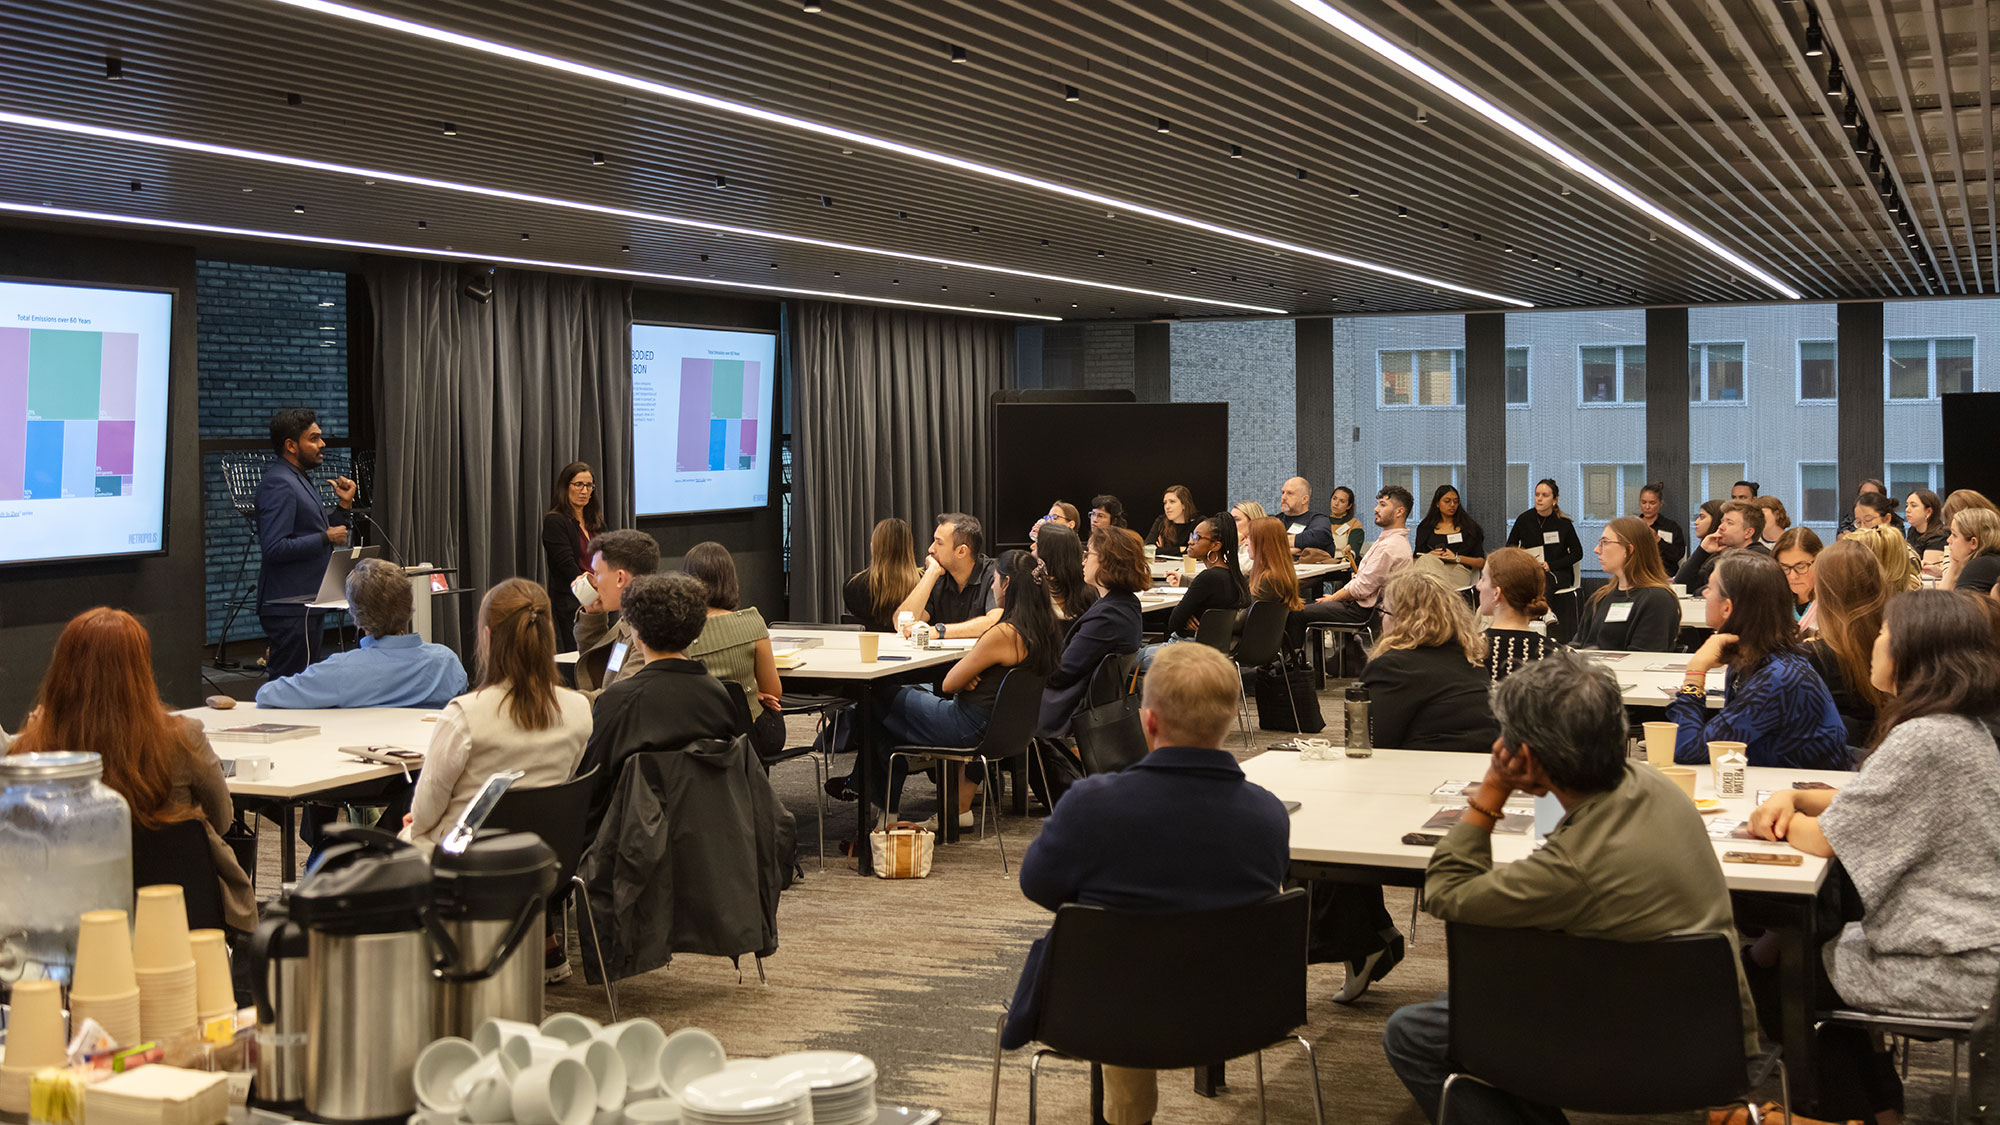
<box><xmin>23</xmin><ymin>419</ymin><xmax>63</xmax><ymax>498</ymax></box>
<box><xmin>708</xmin><ymin>418</ymin><xmax>726</xmax><ymax>471</ymax></box>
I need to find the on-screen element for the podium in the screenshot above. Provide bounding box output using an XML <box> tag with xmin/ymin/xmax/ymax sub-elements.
<box><xmin>308</xmin><ymin>565</ymin><xmax>458</xmax><ymax>643</ymax></box>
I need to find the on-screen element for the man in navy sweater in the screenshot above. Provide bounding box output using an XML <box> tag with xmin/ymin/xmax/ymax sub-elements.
<box><xmin>1003</xmin><ymin>643</ymin><xmax>1289</xmax><ymax>1124</ymax></box>
<box><xmin>256</xmin><ymin>408</ymin><xmax>355</xmax><ymax>679</ymax></box>
<box><xmin>1278</xmin><ymin>476</ymin><xmax>1335</xmax><ymax>555</ymax></box>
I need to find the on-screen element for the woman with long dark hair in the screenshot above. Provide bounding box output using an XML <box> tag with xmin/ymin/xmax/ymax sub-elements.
<box><xmin>1904</xmin><ymin>488</ymin><xmax>1946</xmax><ymax>563</ymax></box>
<box><xmin>10</xmin><ymin>608</ymin><xmax>254</xmax><ymax>931</ymax></box>
<box><xmin>1504</xmin><ymin>479</ymin><xmax>1583</xmax><ymax>640</ymax></box>
<box><xmin>853</xmin><ymin>549</ymin><xmax>1061</xmax><ymax>822</ymax></box>
<box><xmin>541</xmin><ymin>461</ymin><xmax>604</xmax><ymax>652</ymax></box>
<box><xmin>681</xmin><ymin>541</ymin><xmax>785</xmax><ymax>758</ymax></box>
<box><xmin>1040</xmin><ymin>529</ymin><xmax>1148</xmax><ymax>736</ymax></box>
<box><xmin>843</xmin><ymin>518</ymin><xmax>922</xmax><ymax>632</ymax></box>
<box><xmin>404</xmin><ymin>579</ymin><xmax>591</xmax><ymax>848</ymax></box>
<box><xmin>1145</xmin><ymin>485</ymin><xmax>1200</xmax><ymax>556</ymax></box>
<box><xmin>1667</xmin><ymin>551</ymin><xmax>1848</xmax><ymax>768</ymax></box>
<box><xmin>1801</xmin><ymin>540</ymin><xmax>1888</xmax><ymax>750</ymax></box>
<box><xmin>1691</xmin><ymin>498</ymin><xmax>1727</xmax><ymax>544</ymax></box>
<box><xmin>1032</xmin><ymin>522</ymin><xmax>1097</xmax><ymax>625</ymax></box>
<box><xmin>1412</xmin><ymin>484</ymin><xmax>1486</xmax><ymax>581</ymax></box>
<box><xmin>1748</xmin><ymin>590</ymin><xmax>2000</xmax><ymax>1122</ymax></box>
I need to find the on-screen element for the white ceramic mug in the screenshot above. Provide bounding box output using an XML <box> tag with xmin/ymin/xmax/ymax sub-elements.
<box><xmin>511</xmin><ymin>1057</ymin><xmax>594</xmax><ymax>1125</ymax></box>
<box><xmin>414</xmin><ymin>1037</ymin><xmax>481</xmax><ymax>1113</ymax></box>
<box><xmin>572</xmin><ymin>572</ymin><xmax>600</xmax><ymax>609</ymax></box>
<box><xmin>237</xmin><ymin>754</ymin><xmax>273</xmax><ymax>780</ymax></box>
<box><xmin>566</xmin><ymin>1039</ymin><xmax>627</xmax><ymax>1111</ymax></box>
<box><xmin>595</xmin><ymin>1020</ymin><xmax>667</xmax><ymax>1096</ymax></box>
<box><xmin>541</xmin><ymin>1013</ymin><xmax>603</xmax><ymax>1047</ymax></box>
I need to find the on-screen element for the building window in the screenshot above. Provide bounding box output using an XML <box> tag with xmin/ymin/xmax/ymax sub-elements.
<box><xmin>1380</xmin><ymin>348</ymin><xmax>1465</xmax><ymax>407</ymax></box>
<box><xmin>1581</xmin><ymin>464</ymin><xmax>1646</xmax><ymax>522</ymax></box>
<box><xmin>1506</xmin><ymin>463</ymin><xmax>1532</xmax><ymax>519</ymax></box>
<box><xmin>1690</xmin><ymin>342</ymin><xmax>1746</xmax><ymax>403</ymax></box>
<box><xmin>1380</xmin><ymin>463</ymin><xmax>1465</xmax><ymax>504</ymax></box>
<box><xmin>1887</xmin><ymin>337</ymin><xmax>1976</xmax><ymax>400</ymax></box>
<box><xmin>1504</xmin><ymin>347</ymin><xmax>1530</xmax><ymax>407</ymax></box>
<box><xmin>1688</xmin><ymin>463</ymin><xmax>1748</xmax><ymax>508</ymax></box>
<box><xmin>1579</xmin><ymin>344</ymin><xmax>1646</xmax><ymax>405</ymax></box>
<box><xmin>1799</xmin><ymin>340</ymin><xmax>1837</xmax><ymax>401</ymax></box>
<box><xmin>1887</xmin><ymin>462</ymin><xmax>1942</xmax><ymax>500</ymax></box>
<box><xmin>1799</xmin><ymin>463</ymin><xmax>1839</xmax><ymax>525</ymax></box>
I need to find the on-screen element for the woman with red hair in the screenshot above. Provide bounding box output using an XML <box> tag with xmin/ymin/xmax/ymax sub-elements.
<box><xmin>9</xmin><ymin>608</ymin><xmax>254</xmax><ymax>931</ymax></box>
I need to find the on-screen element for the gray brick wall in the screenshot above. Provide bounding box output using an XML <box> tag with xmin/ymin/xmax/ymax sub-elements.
<box><xmin>1170</xmin><ymin>320</ymin><xmax>1296</xmax><ymax>508</ymax></box>
<box><xmin>1082</xmin><ymin>323</ymin><xmax>1134</xmax><ymax>391</ymax></box>
<box><xmin>196</xmin><ymin>261</ymin><xmax>350</xmax><ymax>644</ymax></box>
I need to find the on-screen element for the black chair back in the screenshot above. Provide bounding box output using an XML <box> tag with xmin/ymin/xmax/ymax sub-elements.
<box><xmin>1194</xmin><ymin>608</ymin><xmax>1241</xmax><ymax>654</ymax></box>
<box><xmin>1033</xmin><ymin>889</ymin><xmax>1307</xmax><ymax>1069</ymax></box>
<box><xmin>1233</xmin><ymin>599</ymin><xmax>1290</xmax><ymax>667</ymax></box>
<box><xmin>132</xmin><ymin>819</ymin><xmax>227</xmax><ymax>931</ymax></box>
<box><xmin>1446</xmin><ymin>922</ymin><xmax>1750</xmax><ymax>1113</ymax></box>
<box><xmin>975</xmin><ymin>669</ymin><xmax>1049</xmax><ymax>764</ymax></box>
<box><xmin>483</xmin><ymin>769</ymin><xmax>600</xmax><ymax>900</ymax></box>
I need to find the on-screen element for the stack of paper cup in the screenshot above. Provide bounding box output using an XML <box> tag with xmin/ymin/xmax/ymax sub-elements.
<box><xmin>70</xmin><ymin>908</ymin><xmax>143</xmax><ymax>1047</ymax></box>
<box><xmin>133</xmin><ymin>885</ymin><xmax>198</xmax><ymax>1041</ymax></box>
<box><xmin>0</xmin><ymin>980</ymin><xmax>66</xmax><ymax>1113</ymax></box>
<box><xmin>189</xmin><ymin>929</ymin><xmax>235</xmax><ymax>1024</ymax></box>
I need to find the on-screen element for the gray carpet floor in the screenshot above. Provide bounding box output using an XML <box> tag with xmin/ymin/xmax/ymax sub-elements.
<box><xmin>255</xmin><ymin>676</ymin><xmax>1971</xmax><ymax>1123</ymax></box>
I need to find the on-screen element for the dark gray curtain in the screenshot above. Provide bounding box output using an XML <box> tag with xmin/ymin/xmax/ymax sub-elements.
<box><xmin>367</xmin><ymin>259</ymin><xmax>632</xmax><ymax>650</ymax></box>
<box><xmin>789</xmin><ymin>300</ymin><xmax>1014</xmax><ymax>622</ymax></box>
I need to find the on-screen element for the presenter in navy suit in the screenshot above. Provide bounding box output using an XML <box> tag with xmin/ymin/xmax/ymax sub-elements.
<box><xmin>257</xmin><ymin>408</ymin><xmax>355</xmax><ymax>680</ymax></box>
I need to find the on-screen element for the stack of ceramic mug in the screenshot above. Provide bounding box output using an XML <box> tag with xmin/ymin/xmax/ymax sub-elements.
<box><xmin>133</xmin><ymin>886</ymin><xmax>198</xmax><ymax>1042</ymax></box>
<box><xmin>0</xmin><ymin>980</ymin><xmax>67</xmax><ymax>1114</ymax></box>
<box><xmin>70</xmin><ymin>908</ymin><xmax>143</xmax><ymax>1047</ymax></box>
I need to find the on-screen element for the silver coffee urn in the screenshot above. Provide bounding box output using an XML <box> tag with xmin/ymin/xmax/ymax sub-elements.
<box><xmin>429</xmin><ymin>830</ymin><xmax>558</xmax><ymax>1040</ymax></box>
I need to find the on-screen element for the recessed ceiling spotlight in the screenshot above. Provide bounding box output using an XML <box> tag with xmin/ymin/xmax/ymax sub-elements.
<box><xmin>768</xmin><ymin>262</ymin><xmax>777</xmax><ymax>269</ymax></box>
<box><xmin>1887</xmin><ymin>194</ymin><xmax>1901</xmax><ymax>213</ymax></box>
<box><xmin>1529</xmin><ymin>252</ymin><xmax>1539</xmax><ymax>261</ymax></box>
<box><xmin>1804</xmin><ymin>7</ymin><xmax>1825</xmax><ymax>56</ymax></box>
<box><xmin>440</xmin><ymin>123</ymin><xmax>458</xmax><ymax>136</ymax></box>
<box><xmin>1440</xmin><ymin>221</ymin><xmax>1451</xmax><ymax>230</ymax></box>
<box><xmin>941</xmin><ymin>285</ymin><xmax>948</xmax><ymax>291</ymax></box>
<box><xmin>520</xmin><ymin>232</ymin><xmax>530</xmax><ymax>240</ymax></box>
<box><xmin>1095</xmin><ymin>250</ymin><xmax>1105</xmax><ymax>257</ymax></box>
<box><xmin>104</xmin><ymin>56</ymin><xmax>123</xmax><ymax>80</ymax></box>
<box><xmin>1851</xmin><ymin>123</ymin><xmax>1870</xmax><ymax>154</ymax></box>
<box><xmin>714</xmin><ymin>174</ymin><xmax>727</xmax><ymax>187</ymax></box>
<box><xmin>1414</xmin><ymin>106</ymin><xmax>1428</xmax><ymax>124</ymax></box>
<box><xmin>820</xmin><ymin>195</ymin><xmax>832</xmax><ymax>207</ymax></box>
<box><xmin>1145</xmin><ymin>258</ymin><xmax>1153</xmax><ymax>265</ymax></box>
<box><xmin>1156</xmin><ymin>118</ymin><xmax>1170</xmax><ymax>133</ymax></box>
<box><xmin>1472</xmin><ymin>233</ymin><xmax>1481</xmax><ymax>241</ymax></box>
<box><xmin>1396</xmin><ymin>205</ymin><xmax>1408</xmax><ymax>217</ymax></box>
<box><xmin>1647</xmin><ymin>232</ymin><xmax>1658</xmax><ymax>241</ymax></box>
<box><xmin>891</xmin><ymin>278</ymin><xmax>899</xmax><ymax>284</ymax></box>
<box><xmin>1189</xmin><ymin>268</ymin><xmax>1198</xmax><ymax>275</ymax></box>
<box><xmin>1062</xmin><ymin>84</ymin><xmax>1080</xmax><ymax>102</ymax></box>
<box><xmin>287</xmin><ymin>92</ymin><xmax>303</xmax><ymax>106</ymax></box>
<box><xmin>832</xmin><ymin>270</ymin><xmax>840</xmax><ymax>276</ymax></box>
<box><xmin>620</xmin><ymin>244</ymin><xmax>630</xmax><ymax>252</ymax></box>
<box><xmin>802</xmin><ymin>0</ymin><xmax>821</xmax><ymax>10</ymax></box>
<box><xmin>1825</xmin><ymin>64</ymin><xmax>1845</xmax><ymax>98</ymax></box>
<box><xmin>129</xmin><ymin>180</ymin><xmax>141</xmax><ymax>192</ymax></box>
<box><xmin>293</xmin><ymin>203</ymin><xmax>305</xmax><ymax>213</ymax></box>
<box><xmin>1071</xmin><ymin>303</ymin><xmax>1079</xmax><ymax>308</ymax></box>
<box><xmin>1841</xmin><ymin>99</ymin><xmax>1859</xmax><ymax>130</ymax></box>
<box><xmin>1296</xmin><ymin>168</ymin><xmax>1308</xmax><ymax>180</ymax></box>
<box><xmin>950</xmin><ymin>45</ymin><xmax>967</xmax><ymax>63</ymax></box>
<box><xmin>242</xmin><ymin>186</ymin><xmax>253</xmax><ymax>192</ymax></box>
<box><xmin>1229</xmin><ymin>144</ymin><xmax>1243</xmax><ymax>158</ymax></box>
<box><xmin>897</xmin><ymin>210</ymin><xmax>907</xmax><ymax>219</ymax></box>
<box><xmin>1559</xmin><ymin>185</ymin><xmax>1572</xmax><ymax>196</ymax></box>
<box><xmin>417</xmin><ymin>219</ymin><xmax>427</xmax><ymax>228</ymax></box>
<box><xmin>1041</xmin><ymin>239</ymin><xmax>1050</xmax><ymax>246</ymax></box>
<box><xmin>1503</xmin><ymin>243</ymin><xmax>1513</xmax><ymax>252</ymax></box>
<box><xmin>591</xmin><ymin>152</ymin><xmax>605</xmax><ymax>165</ymax></box>
<box><xmin>989</xmin><ymin>291</ymin><xmax>996</xmax><ymax>297</ymax></box>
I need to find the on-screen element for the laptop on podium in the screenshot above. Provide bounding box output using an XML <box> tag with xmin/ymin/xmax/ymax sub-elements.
<box><xmin>270</xmin><ymin>544</ymin><xmax>383</xmax><ymax>608</ymax></box>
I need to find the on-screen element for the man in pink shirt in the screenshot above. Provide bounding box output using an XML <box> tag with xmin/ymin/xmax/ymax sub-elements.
<box><xmin>1300</xmin><ymin>485</ymin><xmax>1414</xmax><ymax>633</ymax></box>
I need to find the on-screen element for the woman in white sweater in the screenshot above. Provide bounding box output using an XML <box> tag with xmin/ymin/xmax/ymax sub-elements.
<box><xmin>404</xmin><ymin>579</ymin><xmax>592</xmax><ymax>848</ymax></box>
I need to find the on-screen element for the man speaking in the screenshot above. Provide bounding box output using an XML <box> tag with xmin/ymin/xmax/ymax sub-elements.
<box><xmin>257</xmin><ymin>408</ymin><xmax>356</xmax><ymax>679</ymax></box>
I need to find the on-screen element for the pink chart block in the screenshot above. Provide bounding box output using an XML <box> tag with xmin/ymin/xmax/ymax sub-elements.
<box><xmin>0</xmin><ymin>327</ymin><xmax>26</xmax><ymax>500</ymax></box>
<box><xmin>99</xmin><ymin>333</ymin><xmax>138</xmax><ymax>418</ymax></box>
<box><xmin>97</xmin><ymin>420</ymin><xmax>135</xmax><ymax>475</ymax></box>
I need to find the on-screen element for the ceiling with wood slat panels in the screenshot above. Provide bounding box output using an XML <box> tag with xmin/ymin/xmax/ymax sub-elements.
<box><xmin>0</xmin><ymin>0</ymin><xmax>1992</xmax><ymax>320</ymax></box>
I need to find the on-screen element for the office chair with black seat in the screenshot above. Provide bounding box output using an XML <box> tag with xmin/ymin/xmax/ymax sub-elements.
<box><xmin>1441</xmin><ymin>922</ymin><xmax>1787</xmax><ymax>1124</ymax></box>
<box><xmin>482</xmin><ymin>768</ymin><xmax>616</xmax><ymax>1019</ymax></box>
<box><xmin>989</xmin><ymin>887</ymin><xmax>1323</xmax><ymax>1125</ymax></box>
<box><xmin>884</xmin><ymin>668</ymin><xmax>1047</xmax><ymax>871</ymax></box>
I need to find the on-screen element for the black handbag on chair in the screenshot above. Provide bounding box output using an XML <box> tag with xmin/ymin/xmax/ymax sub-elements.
<box><xmin>1068</xmin><ymin>651</ymin><xmax>1148</xmax><ymax>775</ymax></box>
<box><xmin>1253</xmin><ymin>651</ymin><xmax>1324</xmax><ymax>733</ymax></box>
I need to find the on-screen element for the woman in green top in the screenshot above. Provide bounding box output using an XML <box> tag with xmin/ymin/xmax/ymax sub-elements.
<box><xmin>681</xmin><ymin>541</ymin><xmax>786</xmax><ymax>757</ymax></box>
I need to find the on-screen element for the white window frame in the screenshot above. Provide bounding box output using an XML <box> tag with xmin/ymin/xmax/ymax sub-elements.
<box><xmin>1577</xmin><ymin>343</ymin><xmax>1645</xmax><ymax>408</ymax></box>
<box><xmin>1885</xmin><ymin>462</ymin><xmax>1944</xmax><ymax>496</ymax></box>
<box><xmin>1577</xmin><ymin>463</ymin><xmax>1646</xmax><ymax>523</ymax></box>
<box><xmin>1797</xmin><ymin>461</ymin><xmax>1841</xmax><ymax>527</ymax></box>
<box><xmin>1689</xmin><ymin>340</ymin><xmax>1749</xmax><ymax>406</ymax></box>
<box><xmin>1884</xmin><ymin>336</ymin><xmax>1978</xmax><ymax>403</ymax></box>
<box><xmin>1376</xmin><ymin>347</ymin><xmax>1467</xmax><ymax>410</ymax></box>
<box><xmin>1377</xmin><ymin>462</ymin><xmax>1467</xmax><ymax>506</ymax></box>
<box><xmin>1689</xmin><ymin>463</ymin><xmax>1751</xmax><ymax>508</ymax></box>
<box><xmin>1504</xmin><ymin>346</ymin><xmax>1531</xmax><ymax>410</ymax></box>
<box><xmin>1797</xmin><ymin>339</ymin><xmax>1838</xmax><ymax>404</ymax></box>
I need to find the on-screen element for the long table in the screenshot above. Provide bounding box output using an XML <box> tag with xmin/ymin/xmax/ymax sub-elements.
<box><xmin>1572</xmin><ymin>649</ymin><xmax>1726</xmax><ymax>710</ymax></box>
<box><xmin>1243</xmin><ymin>747</ymin><xmax>1842</xmax><ymax>1100</ymax></box>
<box><xmin>769</xmin><ymin>628</ymin><xmax>966</xmax><ymax>873</ymax></box>
<box><xmin>186</xmin><ymin>705</ymin><xmax>440</xmax><ymax>877</ymax></box>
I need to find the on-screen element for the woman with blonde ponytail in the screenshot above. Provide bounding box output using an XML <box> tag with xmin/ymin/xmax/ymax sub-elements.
<box><xmin>402</xmin><ymin>579</ymin><xmax>593</xmax><ymax>848</ymax></box>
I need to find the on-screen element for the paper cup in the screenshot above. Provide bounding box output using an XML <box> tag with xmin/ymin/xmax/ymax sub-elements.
<box><xmin>69</xmin><ymin>990</ymin><xmax>141</xmax><ymax>1049</ymax></box>
<box><xmin>597</xmin><ymin>1021</ymin><xmax>666</xmax><ymax>1095</ymax></box>
<box><xmin>132</xmin><ymin>885</ymin><xmax>195</xmax><ymax>969</ymax></box>
<box><xmin>566</xmin><ymin>1039</ymin><xmax>627</xmax><ymax>1111</ymax></box>
<box><xmin>857</xmin><ymin>633</ymin><xmax>879</xmax><ymax>663</ymax></box>
<box><xmin>5</xmin><ymin>980</ymin><xmax>67</xmax><ymax>1069</ymax></box>
<box><xmin>137</xmin><ymin>961</ymin><xmax>199</xmax><ymax>1040</ymax></box>
<box><xmin>1642</xmin><ymin>722</ymin><xmax>1677</xmax><ymax>767</ymax></box>
<box><xmin>415</xmin><ymin>1037</ymin><xmax>483</xmax><ymax>1113</ymax></box>
<box><xmin>1707</xmin><ymin>740</ymin><xmax>1747</xmax><ymax>762</ymax></box>
<box><xmin>72</xmin><ymin>909</ymin><xmax>139</xmax><ymax>998</ymax></box>
<box><xmin>541</xmin><ymin>1013</ymin><xmax>603</xmax><ymax>1047</ymax></box>
<box><xmin>190</xmin><ymin>929</ymin><xmax>235</xmax><ymax>1019</ymax></box>
<box><xmin>1661</xmin><ymin>766</ymin><xmax>1698</xmax><ymax>799</ymax></box>
<box><xmin>511</xmin><ymin>1057</ymin><xmax>595</xmax><ymax>1125</ymax></box>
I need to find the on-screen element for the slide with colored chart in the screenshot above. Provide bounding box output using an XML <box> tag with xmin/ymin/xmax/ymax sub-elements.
<box><xmin>0</xmin><ymin>279</ymin><xmax>174</xmax><ymax>566</ymax></box>
<box><xmin>631</xmin><ymin>324</ymin><xmax>776</xmax><ymax>516</ymax></box>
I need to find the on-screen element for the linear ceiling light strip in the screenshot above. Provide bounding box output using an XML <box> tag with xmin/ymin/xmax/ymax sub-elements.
<box><xmin>0</xmin><ymin>111</ymin><xmax>1283</xmax><ymax>314</ymax></box>
<box><xmin>0</xmin><ymin>201</ymin><xmax>1059</xmax><ymax>320</ymax></box>
<box><xmin>1279</xmin><ymin>0</ymin><xmax>1802</xmax><ymax>301</ymax></box>
<box><xmin>265</xmin><ymin>0</ymin><xmax>1533</xmax><ymax>308</ymax></box>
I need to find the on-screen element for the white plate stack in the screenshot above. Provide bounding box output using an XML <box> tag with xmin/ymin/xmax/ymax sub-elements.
<box><xmin>677</xmin><ymin>1068</ymin><xmax>813</xmax><ymax>1125</ymax></box>
<box><xmin>756</xmin><ymin>1054</ymin><xmax>875</xmax><ymax>1125</ymax></box>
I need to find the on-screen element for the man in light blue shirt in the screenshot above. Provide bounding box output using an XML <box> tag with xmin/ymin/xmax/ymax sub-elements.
<box><xmin>257</xmin><ymin>557</ymin><xmax>467</xmax><ymax>708</ymax></box>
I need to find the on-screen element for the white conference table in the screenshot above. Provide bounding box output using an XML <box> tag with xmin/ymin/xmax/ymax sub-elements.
<box><xmin>1571</xmin><ymin>649</ymin><xmax>1725</xmax><ymax>710</ymax></box>
<box><xmin>1243</xmin><ymin>746</ymin><xmax>1843</xmax><ymax>1094</ymax></box>
<box><xmin>1148</xmin><ymin>559</ymin><xmax>1345</xmax><ymax>583</ymax></box>
<box><xmin>183</xmin><ymin>705</ymin><xmax>439</xmax><ymax>875</ymax></box>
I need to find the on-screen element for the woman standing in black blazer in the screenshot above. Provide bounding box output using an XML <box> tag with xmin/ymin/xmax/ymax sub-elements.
<box><xmin>541</xmin><ymin>461</ymin><xmax>603</xmax><ymax>652</ymax></box>
<box><xmin>1505</xmin><ymin>478</ymin><xmax>1583</xmax><ymax>641</ymax></box>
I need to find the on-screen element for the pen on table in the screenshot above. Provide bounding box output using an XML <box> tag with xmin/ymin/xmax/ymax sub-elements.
<box><xmin>877</xmin><ymin>655</ymin><xmax>913</xmax><ymax>661</ymax></box>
